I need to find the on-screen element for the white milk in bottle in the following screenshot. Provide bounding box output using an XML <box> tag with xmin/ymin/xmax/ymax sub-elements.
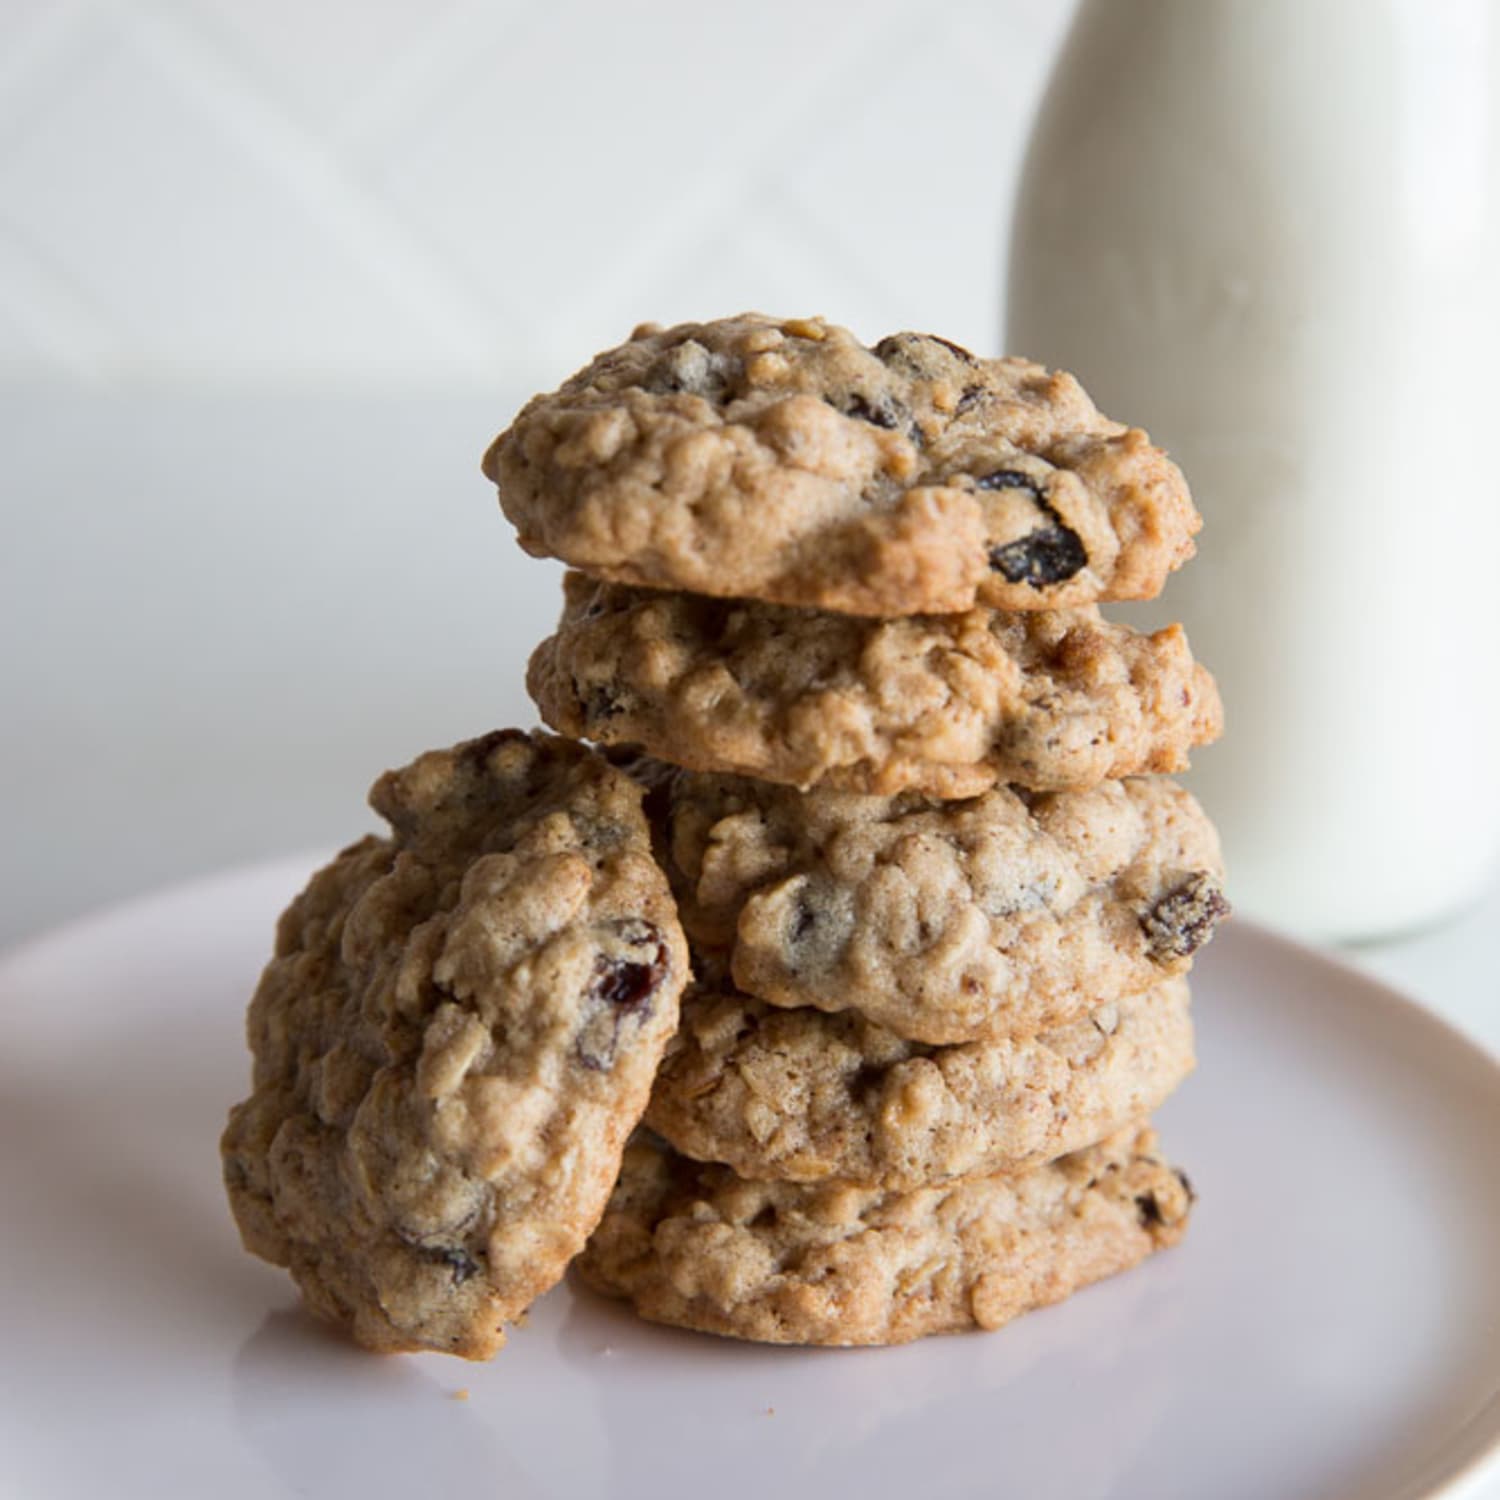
<box><xmin>1007</xmin><ymin>0</ymin><xmax>1500</xmax><ymax>941</ymax></box>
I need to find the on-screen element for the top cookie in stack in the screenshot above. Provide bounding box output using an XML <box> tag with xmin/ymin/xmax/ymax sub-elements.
<box><xmin>484</xmin><ymin>312</ymin><xmax>1200</xmax><ymax>618</ymax></box>
<box><xmin>484</xmin><ymin>313</ymin><xmax>1226</xmax><ymax>1348</ymax></box>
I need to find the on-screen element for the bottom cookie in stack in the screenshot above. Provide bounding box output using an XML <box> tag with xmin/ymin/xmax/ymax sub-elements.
<box><xmin>576</xmin><ymin>962</ymin><xmax>1196</xmax><ymax>1347</ymax></box>
<box><xmin>575</xmin><ymin>1125</ymin><xmax>1192</xmax><ymax>1347</ymax></box>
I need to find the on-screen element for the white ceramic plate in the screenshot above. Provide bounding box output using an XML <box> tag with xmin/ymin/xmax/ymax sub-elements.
<box><xmin>2</xmin><ymin>857</ymin><xmax>1498</xmax><ymax>1500</ymax></box>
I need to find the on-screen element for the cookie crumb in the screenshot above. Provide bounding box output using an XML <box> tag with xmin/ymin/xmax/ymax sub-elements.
<box><xmin>451</xmin><ymin>1387</ymin><xmax>470</xmax><ymax>1402</ymax></box>
<box><xmin>765</xmin><ymin>1406</ymin><xmax>775</xmax><ymax>1417</ymax></box>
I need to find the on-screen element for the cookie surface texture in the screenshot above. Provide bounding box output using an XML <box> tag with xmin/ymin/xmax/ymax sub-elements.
<box><xmin>221</xmin><ymin>730</ymin><xmax>690</xmax><ymax>1357</ymax></box>
<box><xmin>646</xmin><ymin>976</ymin><xmax>1194</xmax><ymax>1187</ymax></box>
<box><xmin>662</xmin><ymin>770</ymin><xmax>1227</xmax><ymax>1043</ymax></box>
<box><xmin>528</xmin><ymin>575</ymin><xmax>1222</xmax><ymax>799</ymax></box>
<box><xmin>485</xmin><ymin>313</ymin><xmax>1198</xmax><ymax>616</ymax></box>
<box><xmin>575</xmin><ymin>1127</ymin><xmax>1192</xmax><ymax>1345</ymax></box>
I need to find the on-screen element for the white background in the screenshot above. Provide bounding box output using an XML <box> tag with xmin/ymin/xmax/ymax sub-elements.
<box><xmin>0</xmin><ymin>0</ymin><xmax>1070</xmax><ymax>945</ymax></box>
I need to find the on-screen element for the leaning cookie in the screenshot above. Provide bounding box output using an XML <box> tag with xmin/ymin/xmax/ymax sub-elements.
<box><xmin>528</xmin><ymin>575</ymin><xmax>1222</xmax><ymax>799</ymax></box>
<box><xmin>221</xmin><ymin>730</ymin><xmax>689</xmax><ymax>1358</ymax></box>
<box><xmin>484</xmin><ymin>313</ymin><xmax>1198</xmax><ymax>617</ymax></box>
<box><xmin>646</xmin><ymin>976</ymin><xmax>1193</xmax><ymax>1188</ymax></box>
<box><xmin>661</xmin><ymin>770</ymin><xmax>1226</xmax><ymax>1044</ymax></box>
<box><xmin>575</xmin><ymin>1127</ymin><xmax>1192</xmax><ymax>1346</ymax></box>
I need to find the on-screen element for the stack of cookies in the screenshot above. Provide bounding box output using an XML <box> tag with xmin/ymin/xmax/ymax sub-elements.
<box><xmin>221</xmin><ymin>312</ymin><xmax>1226</xmax><ymax>1359</ymax></box>
<box><xmin>499</xmin><ymin>314</ymin><xmax>1228</xmax><ymax>1345</ymax></box>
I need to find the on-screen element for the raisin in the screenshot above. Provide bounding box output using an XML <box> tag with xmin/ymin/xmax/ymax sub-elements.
<box><xmin>975</xmin><ymin>470</ymin><xmax>1088</xmax><ymax>588</ymax></box>
<box><xmin>975</xmin><ymin>468</ymin><xmax>1044</xmax><ymax>498</ymax></box>
<box><xmin>403</xmin><ymin>1242</ymin><xmax>482</xmax><ymax>1285</ymax></box>
<box><xmin>954</xmin><ymin>385</ymin><xmax>985</xmax><ymax>416</ymax></box>
<box><xmin>1141</xmin><ymin>873</ymin><xmax>1231</xmax><ymax>962</ymax></box>
<box><xmin>927</xmin><ymin>334</ymin><xmax>978</xmax><ymax>363</ymax></box>
<box><xmin>437</xmin><ymin>1246</ymin><xmax>481</xmax><ymax>1284</ymax></box>
<box><xmin>590</xmin><ymin>953</ymin><xmax>661</xmax><ymax>1011</ymax></box>
<box><xmin>576</xmin><ymin>921</ymin><xmax>670</xmax><ymax>1071</ymax></box>
<box><xmin>988</xmin><ymin>525</ymin><xmax>1088</xmax><ymax>587</ymax></box>
<box><xmin>833</xmin><ymin>392</ymin><xmax>906</xmax><ymax>430</ymax></box>
<box><xmin>1137</xmin><ymin>1170</ymin><xmax>1195</xmax><ymax>1229</ymax></box>
<box><xmin>873</xmin><ymin>331</ymin><xmax>977</xmax><ymax>371</ymax></box>
<box><xmin>1135</xmin><ymin>1191</ymin><xmax>1167</xmax><ymax>1228</ymax></box>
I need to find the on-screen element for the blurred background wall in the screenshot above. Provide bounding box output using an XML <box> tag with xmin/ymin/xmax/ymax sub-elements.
<box><xmin>0</xmin><ymin>0</ymin><xmax>1067</xmax><ymax>389</ymax></box>
<box><xmin>0</xmin><ymin>0</ymin><xmax>1071</xmax><ymax>945</ymax></box>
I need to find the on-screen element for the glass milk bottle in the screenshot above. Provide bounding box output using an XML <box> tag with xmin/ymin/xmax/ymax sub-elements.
<box><xmin>1007</xmin><ymin>0</ymin><xmax>1500</xmax><ymax>941</ymax></box>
